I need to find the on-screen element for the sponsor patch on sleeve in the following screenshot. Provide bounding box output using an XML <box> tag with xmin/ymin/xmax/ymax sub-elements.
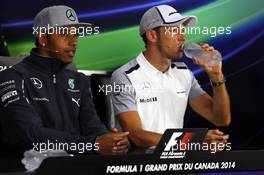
<box><xmin>1</xmin><ymin>90</ymin><xmax>18</xmax><ymax>102</ymax></box>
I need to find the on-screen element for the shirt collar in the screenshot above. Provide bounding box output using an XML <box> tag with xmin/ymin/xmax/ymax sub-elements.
<box><xmin>166</xmin><ymin>64</ymin><xmax>175</xmax><ymax>78</ymax></box>
<box><xmin>137</xmin><ymin>52</ymin><xmax>174</xmax><ymax>78</ymax></box>
<box><xmin>23</xmin><ymin>48</ymin><xmax>67</xmax><ymax>74</ymax></box>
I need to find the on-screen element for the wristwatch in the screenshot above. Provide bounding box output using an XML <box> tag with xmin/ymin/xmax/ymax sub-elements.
<box><xmin>211</xmin><ymin>78</ymin><xmax>226</xmax><ymax>87</ymax></box>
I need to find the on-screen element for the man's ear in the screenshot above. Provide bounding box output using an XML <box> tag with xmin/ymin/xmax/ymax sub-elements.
<box><xmin>37</xmin><ymin>34</ymin><xmax>48</xmax><ymax>47</ymax></box>
<box><xmin>145</xmin><ymin>29</ymin><xmax>159</xmax><ymax>43</ymax></box>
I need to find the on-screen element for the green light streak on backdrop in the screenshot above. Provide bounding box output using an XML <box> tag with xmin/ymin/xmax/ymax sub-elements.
<box><xmin>7</xmin><ymin>0</ymin><xmax>264</xmax><ymax>71</ymax></box>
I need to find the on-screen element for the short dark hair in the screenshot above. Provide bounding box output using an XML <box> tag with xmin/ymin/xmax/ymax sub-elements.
<box><xmin>35</xmin><ymin>37</ymin><xmax>40</xmax><ymax>47</ymax></box>
<box><xmin>141</xmin><ymin>27</ymin><xmax>161</xmax><ymax>47</ymax></box>
<box><xmin>141</xmin><ymin>33</ymin><xmax>147</xmax><ymax>46</ymax></box>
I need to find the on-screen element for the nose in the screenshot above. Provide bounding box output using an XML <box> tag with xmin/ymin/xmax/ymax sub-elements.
<box><xmin>68</xmin><ymin>34</ymin><xmax>78</xmax><ymax>47</ymax></box>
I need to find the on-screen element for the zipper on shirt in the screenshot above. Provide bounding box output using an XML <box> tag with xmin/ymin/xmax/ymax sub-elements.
<box><xmin>53</xmin><ymin>74</ymin><xmax>56</xmax><ymax>84</ymax></box>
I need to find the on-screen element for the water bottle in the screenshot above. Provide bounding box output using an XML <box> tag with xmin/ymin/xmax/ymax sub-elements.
<box><xmin>183</xmin><ymin>43</ymin><xmax>222</xmax><ymax>66</ymax></box>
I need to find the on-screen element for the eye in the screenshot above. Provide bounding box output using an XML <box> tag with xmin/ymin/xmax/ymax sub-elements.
<box><xmin>180</xmin><ymin>27</ymin><xmax>185</xmax><ymax>33</ymax></box>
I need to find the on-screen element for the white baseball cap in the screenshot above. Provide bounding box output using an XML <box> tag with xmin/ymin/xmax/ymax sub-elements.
<box><xmin>139</xmin><ymin>5</ymin><xmax>198</xmax><ymax>35</ymax></box>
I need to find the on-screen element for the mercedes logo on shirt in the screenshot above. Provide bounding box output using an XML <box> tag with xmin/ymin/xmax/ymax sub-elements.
<box><xmin>66</xmin><ymin>9</ymin><xmax>76</xmax><ymax>21</ymax></box>
<box><xmin>30</xmin><ymin>78</ymin><xmax>43</xmax><ymax>89</ymax></box>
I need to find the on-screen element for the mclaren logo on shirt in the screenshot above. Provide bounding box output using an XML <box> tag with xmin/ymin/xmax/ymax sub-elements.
<box><xmin>142</xmin><ymin>81</ymin><xmax>151</xmax><ymax>90</ymax></box>
<box><xmin>139</xmin><ymin>97</ymin><xmax>158</xmax><ymax>103</ymax></box>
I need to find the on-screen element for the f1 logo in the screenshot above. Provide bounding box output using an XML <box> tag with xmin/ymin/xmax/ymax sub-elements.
<box><xmin>164</xmin><ymin>132</ymin><xmax>183</xmax><ymax>151</ymax></box>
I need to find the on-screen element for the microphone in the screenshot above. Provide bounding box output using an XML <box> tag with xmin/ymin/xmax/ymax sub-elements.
<box><xmin>37</xmin><ymin>46</ymin><xmax>60</xmax><ymax>53</ymax></box>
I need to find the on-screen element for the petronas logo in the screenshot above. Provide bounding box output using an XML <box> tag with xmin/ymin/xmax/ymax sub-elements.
<box><xmin>68</xmin><ymin>79</ymin><xmax>75</xmax><ymax>89</ymax></box>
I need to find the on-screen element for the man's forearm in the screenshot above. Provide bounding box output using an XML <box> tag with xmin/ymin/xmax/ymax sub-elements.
<box><xmin>210</xmin><ymin>73</ymin><xmax>231</xmax><ymax>125</ymax></box>
<box><xmin>129</xmin><ymin>130</ymin><xmax>162</xmax><ymax>148</ymax></box>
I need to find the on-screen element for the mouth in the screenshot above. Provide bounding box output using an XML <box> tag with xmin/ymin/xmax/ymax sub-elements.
<box><xmin>178</xmin><ymin>44</ymin><xmax>184</xmax><ymax>52</ymax></box>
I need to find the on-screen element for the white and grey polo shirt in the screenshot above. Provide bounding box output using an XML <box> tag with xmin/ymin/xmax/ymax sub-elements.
<box><xmin>111</xmin><ymin>52</ymin><xmax>205</xmax><ymax>134</ymax></box>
